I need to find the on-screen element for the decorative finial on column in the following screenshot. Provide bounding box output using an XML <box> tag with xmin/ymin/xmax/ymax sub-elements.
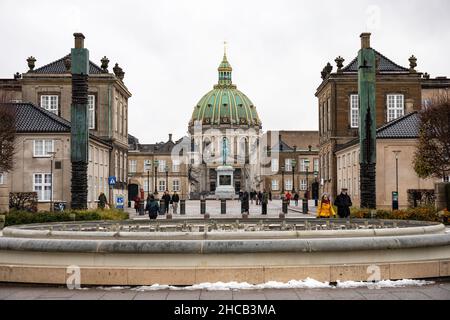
<box><xmin>423</xmin><ymin>72</ymin><xmax>430</xmax><ymax>79</ymax></box>
<box><xmin>101</xmin><ymin>56</ymin><xmax>109</xmax><ymax>73</ymax></box>
<box><xmin>224</xmin><ymin>40</ymin><xmax>227</xmax><ymax>57</ymax></box>
<box><xmin>113</xmin><ymin>63</ymin><xmax>125</xmax><ymax>81</ymax></box>
<box><xmin>27</xmin><ymin>56</ymin><xmax>36</xmax><ymax>72</ymax></box>
<box><xmin>409</xmin><ymin>55</ymin><xmax>417</xmax><ymax>73</ymax></box>
<box><xmin>14</xmin><ymin>72</ymin><xmax>21</xmax><ymax>79</ymax></box>
<box><xmin>64</xmin><ymin>56</ymin><xmax>71</xmax><ymax>72</ymax></box>
<box><xmin>335</xmin><ymin>56</ymin><xmax>345</xmax><ymax>73</ymax></box>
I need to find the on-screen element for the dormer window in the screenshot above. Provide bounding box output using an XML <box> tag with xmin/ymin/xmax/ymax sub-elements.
<box><xmin>41</xmin><ymin>95</ymin><xmax>58</xmax><ymax>115</ymax></box>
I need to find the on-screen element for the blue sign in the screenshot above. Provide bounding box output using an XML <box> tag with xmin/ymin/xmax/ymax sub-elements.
<box><xmin>116</xmin><ymin>195</ymin><xmax>124</xmax><ymax>209</ymax></box>
<box><xmin>108</xmin><ymin>176</ymin><xmax>117</xmax><ymax>186</ymax></box>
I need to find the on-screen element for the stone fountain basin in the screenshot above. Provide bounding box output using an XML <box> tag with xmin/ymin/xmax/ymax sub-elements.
<box><xmin>0</xmin><ymin>218</ymin><xmax>449</xmax><ymax>285</ymax></box>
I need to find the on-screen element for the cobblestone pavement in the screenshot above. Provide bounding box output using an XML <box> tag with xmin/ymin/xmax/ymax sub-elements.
<box><xmin>0</xmin><ymin>281</ymin><xmax>449</xmax><ymax>300</ymax></box>
<box><xmin>128</xmin><ymin>199</ymin><xmax>318</xmax><ymax>220</ymax></box>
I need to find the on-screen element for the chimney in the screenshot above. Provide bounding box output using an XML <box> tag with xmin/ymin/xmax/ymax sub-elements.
<box><xmin>74</xmin><ymin>33</ymin><xmax>85</xmax><ymax>49</ymax></box>
<box><xmin>169</xmin><ymin>133</ymin><xmax>173</xmax><ymax>142</ymax></box>
<box><xmin>360</xmin><ymin>33</ymin><xmax>371</xmax><ymax>49</ymax></box>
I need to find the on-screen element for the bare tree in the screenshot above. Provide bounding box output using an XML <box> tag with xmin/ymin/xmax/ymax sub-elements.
<box><xmin>413</xmin><ymin>95</ymin><xmax>450</xmax><ymax>180</ymax></box>
<box><xmin>0</xmin><ymin>92</ymin><xmax>17</xmax><ymax>173</ymax></box>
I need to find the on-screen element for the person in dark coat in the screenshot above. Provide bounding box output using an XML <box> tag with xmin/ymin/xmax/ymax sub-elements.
<box><xmin>257</xmin><ymin>191</ymin><xmax>263</xmax><ymax>206</ymax></box>
<box><xmin>98</xmin><ymin>192</ymin><xmax>108</xmax><ymax>209</ymax></box>
<box><xmin>146</xmin><ymin>194</ymin><xmax>160</xmax><ymax>219</ymax></box>
<box><xmin>134</xmin><ymin>196</ymin><xmax>141</xmax><ymax>213</ymax></box>
<box><xmin>171</xmin><ymin>192</ymin><xmax>180</xmax><ymax>214</ymax></box>
<box><xmin>269</xmin><ymin>190</ymin><xmax>272</xmax><ymax>201</ymax></box>
<box><xmin>241</xmin><ymin>190</ymin><xmax>250</xmax><ymax>214</ymax></box>
<box><xmin>262</xmin><ymin>189</ymin><xmax>269</xmax><ymax>215</ymax></box>
<box><xmin>334</xmin><ymin>188</ymin><xmax>352</xmax><ymax>218</ymax></box>
<box><xmin>162</xmin><ymin>191</ymin><xmax>171</xmax><ymax>214</ymax></box>
<box><xmin>293</xmin><ymin>192</ymin><xmax>299</xmax><ymax>206</ymax></box>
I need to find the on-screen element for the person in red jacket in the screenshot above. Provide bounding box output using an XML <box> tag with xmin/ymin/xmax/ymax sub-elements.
<box><xmin>285</xmin><ymin>191</ymin><xmax>292</xmax><ymax>205</ymax></box>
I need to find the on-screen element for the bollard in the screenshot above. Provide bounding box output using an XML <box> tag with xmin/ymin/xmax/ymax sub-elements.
<box><xmin>200</xmin><ymin>199</ymin><xmax>206</xmax><ymax>215</ymax></box>
<box><xmin>302</xmin><ymin>198</ymin><xmax>309</xmax><ymax>214</ymax></box>
<box><xmin>279</xmin><ymin>212</ymin><xmax>285</xmax><ymax>219</ymax></box>
<box><xmin>204</xmin><ymin>213</ymin><xmax>210</xmax><ymax>219</ymax></box>
<box><xmin>282</xmin><ymin>200</ymin><xmax>288</xmax><ymax>214</ymax></box>
<box><xmin>166</xmin><ymin>214</ymin><xmax>172</xmax><ymax>220</ymax></box>
<box><xmin>180</xmin><ymin>199</ymin><xmax>186</xmax><ymax>215</ymax></box>
<box><xmin>221</xmin><ymin>199</ymin><xmax>226</xmax><ymax>214</ymax></box>
<box><xmin>262</xmin><ymin>203</ymin><xmax>267</xmax><ymax>215</ymax></box>
<box><xmin>314</xmin><ymin>198</ymin><xmax>318</xmax><ymax>207</ymax></box>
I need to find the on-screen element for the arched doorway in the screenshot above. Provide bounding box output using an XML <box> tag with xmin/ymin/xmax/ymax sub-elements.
<box><xmin>128</xmin><ymin>184</ymin><xmax>139</xmax><ymax>208</ymax></box>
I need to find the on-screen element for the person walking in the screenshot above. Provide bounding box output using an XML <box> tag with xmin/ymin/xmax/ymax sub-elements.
<box><xmin>293</xmin><ymin>192</ymin><xmax>299</xmax><ymax>206</ymax></box>
<box><xmin>241</xmin><ymin>190</ymin><xmax>250</xmax><ymax>214</ymax></box>
<box><xmin>262</xmin><ymin>189</ymin><xmax>269</xmax><ymax>215</ymax></box>
<box><xmin>285</xmin><ymin>191</ymin><xmax>292</xmax><ymax>206</ymax></box>
<box><xmin>334</xmin><ymin>188</ymin><xmax>352</xmax><ymax>218</ymax></box>
<box><xmin>269</xmin><ymin>190</ymin><xmax>272</xmax><ymax>202</ymax></box>
<box><xmin>171</xmin><ymin>191</ymin><xmax>180</xmax><ymax>214</ymax></box>
<box><xmin>98</xmin><ymin>192</ymin><xmax>108</xmax><ymax>209</ymax></box>
<box><xmin>162</xmin><ymin>191</ymin><xmax>171</xmax><ymax>214</ymax></box>
<box><xmin>257</xmin><ymin>191</ymin><xmax>263</xmax><ymax>206</ymax></box>
<box><xmin>134</xmin><ymin>195</ymin><xmax>141</xmax><ymax>213</ymax></box>
<box><xmin>317</xmin><ymin>194</ymin><xmax>336</xmax><ymax>218</ymax></box>
<box><xmin>146</xmin><ymin>194</ymin><xmax>160</xmax><ymax>220</ymax></box>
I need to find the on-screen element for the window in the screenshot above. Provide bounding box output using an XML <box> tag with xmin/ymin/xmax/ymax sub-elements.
<box><xmin>33</xmin><ymin>173</ymin><xmax>52</xmax><ymax>201</ymax></box>
<box><xmin>172</xmin><ymin>160</ymin><xmax>180</xmax><ymax>173</ymax></box>
<box><xmin>387</xmin><ymin>94</ymin><xmax>404</xmax><ymax>122</ymax></box>
<box><xmin>33</xmin><ymin>140</ymin><xmax>53</xmax><ymax>157</ymax></box>
<box><xmin>173</xmin><ymin>180</ymin><xmax>180</xmax><ymax>192</ymax></box>
<box><xmin>313</xmin><ymin>159</ymin><xmax>319</xmax><ymax>173</ymax></box>
<box><xmin>271</xmin><ymin>180</ymin><xmax>279</xmax><ymax>191</ymax></box>
<box><xmin>158</xmin><ymin>180</ymin><xmax>166</xmax><ymax>192</ymax></box>
<box><xmin>158</xmin><ymin>160</ymin><xmax>167</xmax><ymax>172</ymax></box>
<box><xmin>285</xmin><ymin>159</ymin><xmax>292</xmax><ymax>172</ymax></box>
<box><xmin>350</xmin><ymin>94</ymin><xmax>359</xmax><ymax>128</ymax></box>
<box><xmin>271</xmin><ymin>158</ymin><xmax>279</xmax><ymax>172</ymax></box>
<box><xmin>144</xmin><ymin>160</ymin><xmax>152</xmax><ymax>171</ymax></box>
<box><xmin>300</xmin><ymin>179</ymin><xmax>307</xmax><ymax>191</ymax></box>
<box><xmin>143</xmin><ymin>180</ymin><xmax>149</xmax><ymax>192</ymax></box>
<box><xmin>129</xmin><ymin>160</ymin><xmax>137</xmax><ymax>173</ymax></box>
<box><xmin>285</xmin><ymin>179</ymin><xmax>292</xmax><ymax>191</ymax></box>
<box><xmin>443</xmin><ymin>175</ymin><xmax>450</xmax><ymax>183</ymax></box>
<box><xmin>88</xmin><ymin>95</ymin><xmax>95</xmax><ymax>129</ymax></box>
<box><xmin>300</xmin><ymin>159</ymin><xmax>309</xmax><ymax>172</ymax></box>
<box><xmin>41</xmin><ymin>95</ymin><xmax>58</xmax><ymax>114</ymax></box>
<box><xmin>0</xmin><ymin>172</ymin><xmax>4</xmax><ymax>184</ymax></box>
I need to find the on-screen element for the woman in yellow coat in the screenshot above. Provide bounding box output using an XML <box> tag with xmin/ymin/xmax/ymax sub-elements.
<box><xmin>317</xmin><ymin>194</ymin><xmax>336</xmax><ymax>218</ymax></box>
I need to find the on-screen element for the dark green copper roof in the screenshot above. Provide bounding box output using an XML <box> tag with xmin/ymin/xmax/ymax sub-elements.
<box><xmin>190</xmin><ymin>54</ymin><xmax>261</xmax><ymax>127</ymax></box>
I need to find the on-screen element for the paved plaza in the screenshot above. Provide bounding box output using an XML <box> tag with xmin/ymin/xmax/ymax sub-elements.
<box><xmin>0</xmin><ymin>281</ymin><xmax>450</xmax><ymax>300</ymax></box>
<box><xmin>128</xmin><ymin>199</ymin><xmax>318</xmax><ymax>219</ymax></box>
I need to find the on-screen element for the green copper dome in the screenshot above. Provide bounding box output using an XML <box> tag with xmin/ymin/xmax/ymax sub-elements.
<box><xmin>189</xmin><ymin>53</ymin><xmax>261</xmax><ymax>127</ymax></box>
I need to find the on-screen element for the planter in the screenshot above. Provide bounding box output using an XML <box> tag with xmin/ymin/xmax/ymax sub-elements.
<box><xmin>0</xmin><ymin>215</ymin><xmax>5</xmax><ymax>230</ymax></box>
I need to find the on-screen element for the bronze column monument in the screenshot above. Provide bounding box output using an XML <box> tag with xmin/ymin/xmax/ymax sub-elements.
<box><xmin>70</xmin><ymin>33</ymin><xmax>89</xmax><ymax>209</ymax></box>
<box><xmin>358</xmin><ymin>33</ymin><xmax>377</xmax><ymax>209</ymax></box>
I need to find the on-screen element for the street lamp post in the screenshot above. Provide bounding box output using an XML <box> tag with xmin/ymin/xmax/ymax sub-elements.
<box><xmin>147</xmin><ymin>169</ymin><xmax>150</xmax><ymax>198</ymax></box>
<box><xmin>393</xmin><ymin>150</ymin><xmax>401</xmax><ymax>210</ymax></box>
<box><xmin>47</xmin><ymin>151</ymin><xmax>57</xmax><ymax>212</ymax></box>
<box><xmin>154</xmin><ymin>160</ymin><xmax>159</xmax><ymax>195</ymax></box>
<box><xmin>303</xmin><ymin>158</ymin><xmax>310</xmax><ymax>214</ymax></box>
<box><xmin>291</xmin><ymin>159</ymin><xmax>297</xmax><ymax>192</ymax></box>
<box><xmin>281</xmin><ymin>165</ymin><xmax>285</xmax><ymax>194</ymax></box>
<box><xmin>165</xmin><ymin>165</ymin><xmax>169</xmax><ymax>192</ymax></box>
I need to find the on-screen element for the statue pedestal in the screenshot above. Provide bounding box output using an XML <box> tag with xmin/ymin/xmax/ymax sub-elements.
<box><xmin>215</xmin><ymin>165</ymin><xmax>235</xmax><ymax>200</ymax></box>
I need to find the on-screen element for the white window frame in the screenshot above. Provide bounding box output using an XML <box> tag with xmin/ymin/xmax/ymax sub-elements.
<box><xmin>285</xmin><ymin>159</ymin><xmax>292</xmax><ymax>172</ymax></box>
<box><xmin>387</xmin><ymin>94</ymin><xmax>404</xmax><ymax>122</ymax></box>
<box><xmin>300</xmin><ymin>179</ymin><xmax>307</xmax><ymax>191</ymax></box>
<box><xmin>172</xmin><ymin>160</ymin><xmax>180</xmax><ymax>173</ymax></box>
<box><xmin>158</xmin><ymin>180</ymin><xmax>166</xmax><ymax>192</ymax></box>
<box><xmin>143</xmin><ymin>179</ymin><xmax>149</xmax><ymax>192</ymax></box>
<box><xmin>129</xmin><ymin>160</ymin><xmax>137</xmax><ymax>173</ymax></box>
<box><xmin>313</xmin><ymin>158</ymin><xmax>319</xmax><ymax>172</ymax></box>
<box><xmin>300</xmin><ymin>158</ymin><xmax>309</xmax><ymax>172</ymax></box>
<box><xmin>88</xmin><ymin>95</ymin><xmax>95</xmax><ymax>130</ymax></box>
<box><xmin>173</xmin><ymin>179</ymin><xmax>180</xmax><ymax>192</ymax></box>
<box><xmin>350</xmin><ymin>94</ymin><xmax>359</xmax><ymax>128</ymax></box>
<box><xmin>33</xmin><ymin>140</ymin><xmax>54</xmax><ymax>157</ymax></box>
<box><xmin>40</xmin><ymin>95</ymin><xmax>58</xmax><ymax>115</ymax></box>
<box><xmin>443</xmin><ymin>175</ymin><xmax>450</xmax><ymax>183</ymax></box>
<box><xmin>285</xmin><ymin>179</ymin><xmax>292</xmax><ymax>191</ymax></box>
<box><xmin>33</xmin><ymin>173</ymin><xmax>52</xmax><ymax>202</ymax></box>
<box><xmin>271</xmin><ymin>179</ymin><xmax>279</xmax><ymax>191</ymax></box>
<box><xmin>0</xmin><ymin>172</ymin><xmax>4</xmax><ymax>185</ymax></box>
<box><xmin>158</xmin><ymin>160</ymin><xmax>167</xmax><ymax>173</ymax></box>
<box><xmin>271</xmin><ymin>158</ymin><xmax>279</xmax><ymax>172</ymax></box>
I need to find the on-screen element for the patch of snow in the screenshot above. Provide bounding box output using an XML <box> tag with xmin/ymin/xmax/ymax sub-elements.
<box><xmin>131</xmin><ymin>278</ymin><xmax>433</xmax><ymax>291</ymax></box>
<box><xmin>96</xmin><ymin>286</ymin><xmax>131</xmax><ymax>291</ymax></box>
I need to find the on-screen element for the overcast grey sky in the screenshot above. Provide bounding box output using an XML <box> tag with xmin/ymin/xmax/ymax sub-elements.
<box><xmin>1</xmin><ymin>0</ymin><xmax>449</xmax><ymax>143</ymax></box>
